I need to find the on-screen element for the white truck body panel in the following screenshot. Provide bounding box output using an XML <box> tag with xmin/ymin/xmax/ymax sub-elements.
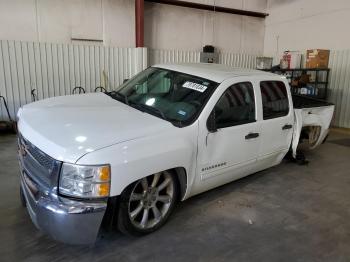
<box><xmin>17</xmin><ymin>63</ymin><xmax>335</xmax><ymax>201</ymax></box>
<box><xmin>17</xmin><ymin>93</ymin><xmax>173</xmax><ymax>163</ymax></box>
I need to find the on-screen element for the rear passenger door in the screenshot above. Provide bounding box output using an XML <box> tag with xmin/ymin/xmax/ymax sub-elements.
<box><xmin>258</xmin><ymin>80</ymin><xmax>294</xmax><ymax>163</ymax></box>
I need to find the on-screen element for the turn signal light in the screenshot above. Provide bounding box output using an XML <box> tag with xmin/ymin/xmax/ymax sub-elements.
<box><xmin>98</xmin><ymin>183</ymin><xmax>110</xmax><ymax>197</ymax></box>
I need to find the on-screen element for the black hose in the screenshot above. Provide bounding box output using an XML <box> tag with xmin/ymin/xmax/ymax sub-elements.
<box><xmin>72</xmin><ymin>86</ymin><xmax>86</xmax><ymax>94</ymax></box>
<box><xmin>95</xmin><ymin>86</ymin><xmax>107</xmax><ymax>93</ymax></box>
<box><xmin>0</xmin><ymin>96</ymin><xmax>13</xmax><ymax>121</ymax></box>
<box><xmin>31</xmin><ymin>89</ymin><xmax>37</xmax><ymax>102</ymax></box>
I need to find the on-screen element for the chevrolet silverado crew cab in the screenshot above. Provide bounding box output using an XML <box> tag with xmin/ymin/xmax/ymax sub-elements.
<box><xmin>17</xmin><ymin>63</ymin><xmax>334</xmax><ymax>244</ymax></box>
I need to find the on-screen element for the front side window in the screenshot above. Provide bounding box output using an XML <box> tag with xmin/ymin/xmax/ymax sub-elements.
<box><xmin>213</xmin><ymin>82</ymin><xmax>256</xmax><ymax>129</ymax></box>
<box><xmin>108</xmin><ymin>67</ymin><xmax>218</xmax><ymax>127</ymax></box>
<box><xmin>260</xmin><ymin>81</ymin><xmax>289</xmax><ymax>120</ymax></box>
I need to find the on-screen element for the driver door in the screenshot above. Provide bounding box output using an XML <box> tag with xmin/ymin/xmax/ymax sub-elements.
<box><xmin>195</xmin><ymin>81</ymin><xmax>262</xmax><ymax>193</ymax></box>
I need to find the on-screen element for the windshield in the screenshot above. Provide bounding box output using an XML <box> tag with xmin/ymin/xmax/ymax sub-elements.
<box><xmin>109</xmin><ymin>67</ymin><xmax>218</xmax><ymax>127</ymax></box>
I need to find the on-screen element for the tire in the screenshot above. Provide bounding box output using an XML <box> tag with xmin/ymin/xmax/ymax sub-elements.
<box><xmin>117</xmin><ymin>171</ymin><xmax>179</xmax><ymax>236</ymax></box>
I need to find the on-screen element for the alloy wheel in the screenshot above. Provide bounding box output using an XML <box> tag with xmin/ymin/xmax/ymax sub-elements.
<box><xmin>128</xmin><ymin>172</ymin><xmax>175</xmax><ymax>230</ymax></box>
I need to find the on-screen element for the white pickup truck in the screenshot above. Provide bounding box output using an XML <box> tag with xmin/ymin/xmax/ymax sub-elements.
<box><xmin>17</xmin><ymin>63</ymin><xmax>334</xmax><ymax>244</ymax></box>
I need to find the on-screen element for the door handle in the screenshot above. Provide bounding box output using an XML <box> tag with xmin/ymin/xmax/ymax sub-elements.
<box><xmin>245</xmin><ymin>132</ymin><xmax>259</xmax><ymax>140</ymax></box>
<box><xmin>282</xmin><ymin>124</ymin><xmax>293</xmax><ymax>130</ymax></box>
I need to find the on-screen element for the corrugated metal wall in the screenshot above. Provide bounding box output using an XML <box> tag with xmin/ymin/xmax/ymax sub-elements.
<box><xmin>218</xmin><ymin>52</ymin><xmax>257</xmax><ymax>68</ymax></box>
<box><xmin>149</xmin><ymin>49</ymin><xmax>258</xmax><ymax>69</ymax></box>
<box><xmin>0</xmin><ymin>40</ymin><xmax>147</xmax><ymax>120</ymax></box>
<box><xmin>328</xmin><ymin>50</ymin><xmax>350</xmax><ymax>128</ymax></box>
<box><xmin>149</xmin><ymin>49</ymin><xmax>201</xmax><ymax>64</ymax></box>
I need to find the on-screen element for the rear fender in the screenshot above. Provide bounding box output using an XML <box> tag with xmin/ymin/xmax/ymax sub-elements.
<box><xmin>292</xmin><ymin>105</ymin><xmax>334</xmax><ymax>157</ymax></box>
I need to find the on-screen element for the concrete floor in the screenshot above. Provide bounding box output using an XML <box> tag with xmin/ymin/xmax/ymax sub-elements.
<box><xmin>1</xmin><ymin>130</ymin><xmax>350</xmax><ymax>262</ymax></box>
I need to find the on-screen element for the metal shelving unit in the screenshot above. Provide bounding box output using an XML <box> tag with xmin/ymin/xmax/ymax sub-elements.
<box><xmin>262</xmin><ymin>68</ymin><xmax>330</xmax><ymax>100</ymax></box>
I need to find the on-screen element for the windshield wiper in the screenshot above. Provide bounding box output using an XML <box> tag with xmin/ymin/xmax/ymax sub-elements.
<box><xmin>107</xmin><ymin>91</ymin><xmax>129</xmax><ymax>105</ymax></box>
<box><xmin>130</xmin><ymin>102</ymin><xmax>166</xmax><ymax>120</ymax></box>
<box><xmin>130</xmin><ymin>102</ymin><xmax>184</xmax><ymax>127</ymax></box>
<box><xmin>108</xmin><ymin>93</ymin><xmax>183</xmax><ymax>127</ymax></box>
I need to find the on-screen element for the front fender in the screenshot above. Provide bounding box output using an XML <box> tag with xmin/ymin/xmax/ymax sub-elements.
<box><xmin>76</xmin><ymin>124</ymin><xmax>198</xmax><ymax>198</ymax></box>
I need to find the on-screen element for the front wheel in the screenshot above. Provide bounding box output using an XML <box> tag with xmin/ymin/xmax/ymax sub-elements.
<box><xmin>118</xmin><ymin>171</ymin><xmax>178</xmax><ymax>235</ymax></box>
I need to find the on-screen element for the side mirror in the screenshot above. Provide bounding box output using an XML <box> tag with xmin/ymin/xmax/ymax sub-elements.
<box><xmin>123</xmin><ymin>79</ymin><xmax>129</xmax><ymax>83</ymax></box>
<box><xmin>207</xmin><ymin>111</ymin><xmax>217</xmax><ymax>133</ymax></box>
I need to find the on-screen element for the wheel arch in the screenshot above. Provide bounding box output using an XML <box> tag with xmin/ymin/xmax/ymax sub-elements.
<box><xmin>123</xmin><ymin>166</ymin><xmax>189</xmax><ymax>201</ymax></box>
<box><xmin>101</xmin><ymin>166</ymin><xmax>189</xmax><ymax>232</ymax></box>
<box><xmin>172</xmin><ymin>167</ymin><xmax>188</xmax><ymax>201</ymax></box>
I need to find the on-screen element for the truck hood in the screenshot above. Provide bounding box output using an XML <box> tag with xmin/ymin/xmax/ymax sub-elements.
<box><xmin>17</xmin><ymin>93</ymin><xmax>173</xmax><ymax>163</ymax></box>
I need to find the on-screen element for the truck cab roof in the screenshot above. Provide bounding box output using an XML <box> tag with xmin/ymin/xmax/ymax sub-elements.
<box><xmin>152</xmin><ymin>63</ymin><xmax>280</xmax><ymax>83</ymax></box>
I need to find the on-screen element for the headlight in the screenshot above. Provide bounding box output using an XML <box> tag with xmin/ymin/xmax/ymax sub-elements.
<box><xmin>59</xmin><ymin>163</ymin><xmax>111</xmax><ymax>198</ymax></box>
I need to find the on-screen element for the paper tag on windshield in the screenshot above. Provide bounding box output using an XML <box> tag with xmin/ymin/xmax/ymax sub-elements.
<box><xmin>183</xmin><ymin>81</ymin><xmax>208</xmax><ymax>93</ymax></box>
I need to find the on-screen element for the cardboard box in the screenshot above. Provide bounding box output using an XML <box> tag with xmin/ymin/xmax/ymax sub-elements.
<box><xmin>306</xmin><ymin>49</ymin><xmax>330</xmax><ymax>68</ymax></box>
<box><xmin>291</xmin><ymin>74</ymin><xmax>310</xmax><ymax>87</ymax></box>
<box><xmin>299</xmin><ymin>74</ymin><xmax>310</xmax><ymax>85</ymax></box>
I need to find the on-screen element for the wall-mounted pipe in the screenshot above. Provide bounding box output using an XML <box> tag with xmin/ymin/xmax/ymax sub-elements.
<box><xmin>135</xmin><ymin>0</ymin><xmax>144</xmax><ymax>47</ymax></box>
<box><xmin>144</xmin><ymin>0</ymin><xmax>268</xmax><ymax>18</ymax></box>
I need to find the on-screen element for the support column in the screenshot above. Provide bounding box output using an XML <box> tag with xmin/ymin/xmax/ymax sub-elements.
<box><xmin>135</xmin><ymin>0</ymin><xmax>144</xmax><ymax>47</ymax></box>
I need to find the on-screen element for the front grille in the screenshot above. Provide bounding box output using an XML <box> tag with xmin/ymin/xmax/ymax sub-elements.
<box><xmin>20</xmin><ymin>135</ymin><xmax>55</xmax><ymax>172</ymax></box>
<box><xmin>18</xmin><ymin>133</ymin><xmax>61</xmax><ymax>188</ymax></box>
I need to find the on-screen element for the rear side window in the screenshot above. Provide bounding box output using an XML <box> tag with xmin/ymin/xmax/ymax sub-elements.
<box><xmin>260</xmin><ymin>81</ymin><xmax>289</xmax><ymax>120</ymax></box>
<box><xmin>214</xmin><ymin>82</ymin><xmax>255</xmax><ymax>128</ymax></box>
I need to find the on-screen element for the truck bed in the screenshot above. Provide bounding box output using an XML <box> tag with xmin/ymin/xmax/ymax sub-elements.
<box><xmin>291</xmin><ymin>95</ymin><xmax>335</xmax><ymax>157</ymax></box>
<box><xmin>292</xmin><ymin>94</ymin><xmax>334</xmax><ymax>109</ymax></box>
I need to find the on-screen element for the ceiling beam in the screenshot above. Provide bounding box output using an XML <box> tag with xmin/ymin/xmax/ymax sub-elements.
<box><xmin>144</xmin><ymin>0</ymin><xmax>268</xmax><ymax>18</ymax></box>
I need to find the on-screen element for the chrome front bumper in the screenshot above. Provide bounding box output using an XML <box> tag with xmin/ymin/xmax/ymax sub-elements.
<box><xmin>18</xmin><ymin>136</ymin><xmax>107</xmax><ymax>245</ymax></box>
<box><xmin>20</xmin><ymin>170</ymin><xmax>107</xmax><ymax>245</ymax></box>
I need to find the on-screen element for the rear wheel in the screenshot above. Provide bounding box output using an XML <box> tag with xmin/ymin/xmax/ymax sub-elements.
<box><xmin>118</xmin><ymin>171</ymin><xmax>178</xmax><ymax>235</ymax></box>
